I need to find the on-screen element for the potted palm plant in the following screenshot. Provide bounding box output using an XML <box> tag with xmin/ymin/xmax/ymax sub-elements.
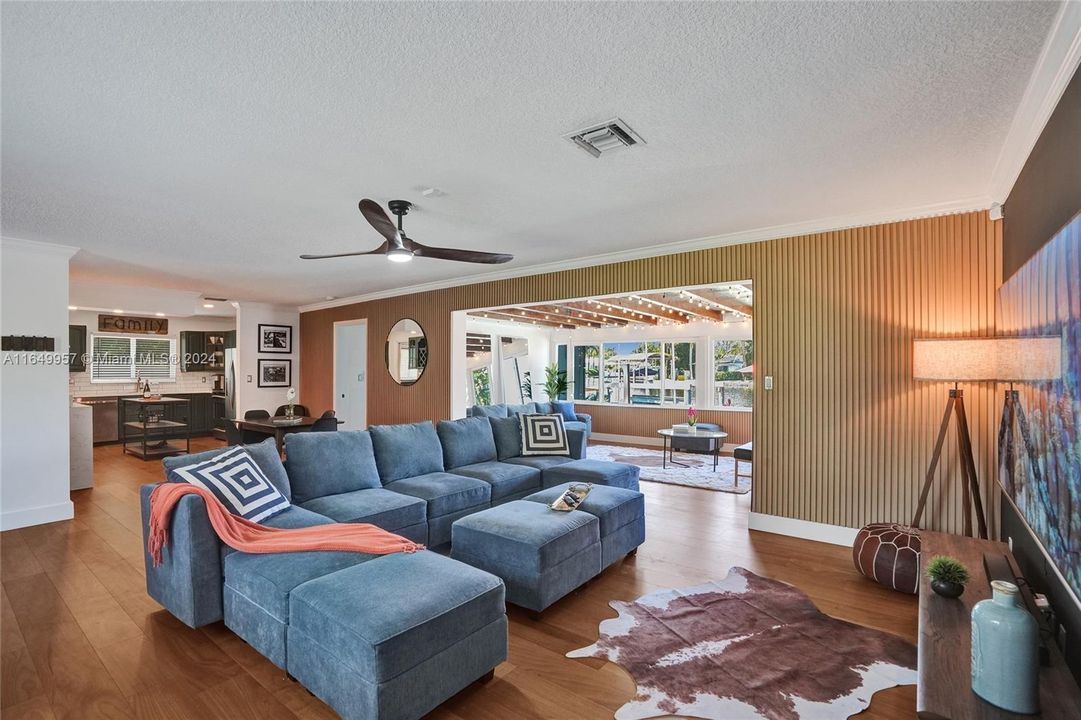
<box><xmin>543</xmin><ymin>365</ymin><xmax>568</xmax><ymax>401</ymax></box>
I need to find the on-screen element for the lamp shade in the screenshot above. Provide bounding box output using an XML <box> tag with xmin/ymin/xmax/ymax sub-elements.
<box><xmin>993</xmin><ymin>336</ymin><xmax>1061</xmax><ymax>381</ymax></box>
<box><xmin>912</xmin><ymin>336</ymin><xmax>1062</xmax><ymax>382</ymax></box>
<box><xmin>913</xmin><ymin>338</ymin><xmax>998</xmax><ymax>381</ymax></box>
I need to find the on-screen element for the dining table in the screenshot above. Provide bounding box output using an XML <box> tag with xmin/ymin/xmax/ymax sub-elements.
<box><xmin>233</xmin><ymin>416</ymin><xmax>340</xmax><ymax>454</ymax></box>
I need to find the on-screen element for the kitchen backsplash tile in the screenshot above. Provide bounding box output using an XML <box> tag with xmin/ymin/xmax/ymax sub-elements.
<box><xmin>70</xmin><ymin>370</ymin><xmax>220</xmax><ymax>398</ymax></box>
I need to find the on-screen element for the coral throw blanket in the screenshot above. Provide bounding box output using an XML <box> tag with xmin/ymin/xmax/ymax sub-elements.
<box><xmin>147</xmin><ymin>483</ymin><xmax>424</xmax><ymax>567</ymax></box>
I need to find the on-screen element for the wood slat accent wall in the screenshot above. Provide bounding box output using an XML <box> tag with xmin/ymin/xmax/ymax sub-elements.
<box><xmin>301</xmin><ymin>211</ymin><xmax>1001</xmax><ymax>534</ymax></box>
<box><xmin>584</xmin><ymin>406</ymin><xmax>753</xmax><ymax>446</ymax></box>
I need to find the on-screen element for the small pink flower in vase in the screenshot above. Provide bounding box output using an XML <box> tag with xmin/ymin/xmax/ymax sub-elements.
<box><xmin>687</xmin><ymin>406</ymin><xmax>698</xmax><ymax>430</ymax></box>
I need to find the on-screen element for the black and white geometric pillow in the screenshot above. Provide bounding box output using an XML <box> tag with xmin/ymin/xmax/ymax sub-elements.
<box><xmin>520</xmin><ymin>414</ymin><xmax>570</xmax><ymax>456</ymax></box>
<box><xmin>170</xmin><ymin>446</ymin><xmax>290</xmax><ymax>522</ymax></box>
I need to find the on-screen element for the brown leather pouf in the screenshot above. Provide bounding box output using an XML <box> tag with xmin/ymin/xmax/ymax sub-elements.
<box><xmin>853</xmin><ymin>523</ymin><xmax>922</xmax><ymax>594</ymax></box>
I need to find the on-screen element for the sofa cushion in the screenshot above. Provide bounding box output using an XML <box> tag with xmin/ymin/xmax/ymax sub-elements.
<box><xmin>285</xmin><ymin>431</ymin><xmax>381</xmax><ymax>504</ymax></box>
<box><xmin>264</xmin><ymin>504</ymin><xmax>335</xmax><ymax>529</ymax></box>
<box><xmin>169</xmin><ymin>446</ymin><xmax>290</xmax><ymax>523</ymax></box>
<box><xmin>520</xmin><ymin>414</ymin><xmax>570</xmax><ymax>456</ymax></box>
<box><xmin>471</xmin><ymin>404</ymin><xmax>509</xmax><ymax>419</ymax></box>
<box><xmin>289</xmin><ymin>551</ymin><xmax>505</xmax><ymax>683</ymax></box>
<box><xmin>225</xmin><ymin>550</ymin><xmax>374</xmax><ymax>622</ymax></box>
<box><xmin>541</xmin><ymin>458</ymin><xmax>641</xmax><ymax>492</ymax></box>
<box><xmin>507</xmin><ymin>402</ymin><xmax>537</xmax><ymax>416</ymax></box>
<box><xmin>299</xmin><ymin>488</ymin><xmax>427</xmax><ymax>530</ymax></box>
<box><xmin>437</xmin><ymin>417</ymin><xmax>497</xmax><ymax>469</ymax></box>
<box><xmin>451</xmin><ymin>461</ymin><xmax>541</xmax><ymax>502</ymax></box>
<box><xmin>550</xmin><ymin>401</ymin><xmax>578</xmax><ymax>423</ymax></box>
<box><xmin>489</xmin><ymin>416</ymin><xmax>522</xmax><ymax>460</ymax></box>
<box><xmin>532</xmin><ymin>401</ymin><xmax>552</xmax><ymax>414</ymax></box>
<box><xmin>370</xmin><ymin>421</ymin><xmax>444</xmax><ymax>483</ymax></box>
<box><xmin>164</xmin><ymin>437</ymin><xmax>291</xmax><ymax>500</ymax></box>
<box><xmin>502</xmin><ymin>455</ymin><xmax>575</xmax><ymax>471</ymax></box>
<box><xmin>386</xmin><ymin>472</ymin><xmax>491</xmax><ymax>517</ymax></box>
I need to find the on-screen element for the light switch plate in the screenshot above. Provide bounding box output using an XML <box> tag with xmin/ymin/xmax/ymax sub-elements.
<box><xmin>247</xmin><ymin>375</ymin><xmax>252</xmax><ymax>383</ymax></box>
<box><xmin>764</xmin><ymin>376</ymin><xmax>774</xmax><ymax>391</ymax></box>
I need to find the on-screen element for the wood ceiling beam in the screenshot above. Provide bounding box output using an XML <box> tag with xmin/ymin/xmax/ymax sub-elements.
<box><xmin>468</xmin><ymin>310</ymin><xmax>575</xmax><ymax>329</ymax></box>
<box><xmin>684</xmin><ymin>289</ymin><xmax>753</xmax><ymax>318</ymax></box>
<box><xmin>488</xmin><ymin>306</ymin><xmax>607</xmax><ymax>329</ymax></box>
<box><xmin>641</xmin><ymin>292</ymin><xmax>724</xmax><ymax>321</ymax></box>
<box><xmin>531</xmin><ymin>302</ymin><xmax>633</xmax><ymax>326</ymax></box>
<box><xmin>600</xmin><ymin>296</ymin><xmax>686</xmax><ymax>323</ymax></box>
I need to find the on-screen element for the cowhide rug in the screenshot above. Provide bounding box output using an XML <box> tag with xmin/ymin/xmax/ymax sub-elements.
<box><xmin>568</xmin><ymin>567</ymin><xmax>916</xmax><ymax>720</ymax></box>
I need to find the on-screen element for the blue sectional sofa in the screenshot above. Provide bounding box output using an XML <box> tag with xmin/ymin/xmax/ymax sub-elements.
<box><xmin>466</xmin><ymin>401</ymin><xmax>592</xmax><ymax>436</ymax></box>
<box><xmin>138</xmin><ymin>415</ymin><xmax>640</xmax><ymax>719</ymax></box>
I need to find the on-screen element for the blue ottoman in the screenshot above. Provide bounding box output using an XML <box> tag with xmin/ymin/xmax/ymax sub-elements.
<box><xmin>540</xmin><ymin>458</ymin><xmax>640</xmax><ymax>492</ymax></box>
<box><xmin>287</xmin><ymin>551</ymin><xmax>507</xmax><ymax>720</ymax></box>
<box><xmin>451</xmin><ymin>501</ymin><xmax>600</xmax><ymax>614</ymax></box>
<box><xmin>524</xmin><ymin>483</ymin><xmax>645</xmax><ymax>570</ymax></box>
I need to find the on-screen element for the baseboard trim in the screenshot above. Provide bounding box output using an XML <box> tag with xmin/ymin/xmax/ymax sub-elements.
<box><xmin>591</xmin><ymin>432</ymin><xmax>739</xmax><ymax>453</ymax></box>
<box><xmin>748</xmin><ymin>512</ymin><xmax>858</xmax><ymax>547</ymax></box>
<box><xmin>0</xmin><ymin>500</ymin><xmax>74</xmax><ymax>531</ymax></box>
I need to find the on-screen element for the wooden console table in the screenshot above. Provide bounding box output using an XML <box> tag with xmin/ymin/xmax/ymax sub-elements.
<box><xmin>917</xmin><ymin>531</ymin><xmax>1081</xmax><ymax>719</ymax></box>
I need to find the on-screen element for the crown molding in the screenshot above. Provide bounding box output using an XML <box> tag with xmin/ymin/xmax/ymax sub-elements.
<box><xmin>1</xmin><ymin>236</ymin><xmax>79</xmax><ymax>259</ymax></box>
<box><xmin>988</xmin><ymin>1</ymin><xmax>1081</xmax><ymax>202</ymax></box>
<box><xmin>298</xmin><ymin>195</ymin><xmax>991</xmax><ymax>313</ymax></box>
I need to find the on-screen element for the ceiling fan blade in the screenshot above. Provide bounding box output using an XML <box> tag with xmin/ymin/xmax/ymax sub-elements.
<box><xmin>299</xmin><ymin>242</ymin><xmax>388</xmax><ymax>260</ymax></box>
<box><xmin>358</xmin><ymin>199</ymin><xmax>402</xmax><ymax>245</ymax></box>
<box><xmin>408</xmin><ymin>239</ymin><xmax>513</xmax><ymax>264</ymax></box>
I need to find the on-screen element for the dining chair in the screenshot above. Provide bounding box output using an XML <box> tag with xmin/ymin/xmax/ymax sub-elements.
<box><xmin>244</xmin><ymin>409</ymin><xmax>271</xmax><ymax>420</ymax></box>
<box><xmin>224</xmin><ymin>419</ymin><xmax>245</xmax><ymax>446</ymax></box>
<box><xmin>311</xmin><ymin>410</ymin><xmax>338</xmax><ymax>432</ymax></box>
<box><xmin>274</xmin><ymin>404</ymin><xmax>310</xmax><ymax>417</ymax></box>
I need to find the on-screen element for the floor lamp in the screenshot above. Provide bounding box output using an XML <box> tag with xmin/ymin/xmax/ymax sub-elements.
<box><xmin>994</xmin><ymin>336</ymin><xmax>1062</xmax><ymax>497</ymax></box>
<box><xmin>911</xmin><ymin>338</ymin><xmax>997</xmax><ymax>539</ymax></box>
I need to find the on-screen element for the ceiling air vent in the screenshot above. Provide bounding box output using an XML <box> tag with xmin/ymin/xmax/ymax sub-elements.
<box><xmin>564</xmin><ymin>118</ymin><xmax>645</xmax><ymax>158</ymax></box>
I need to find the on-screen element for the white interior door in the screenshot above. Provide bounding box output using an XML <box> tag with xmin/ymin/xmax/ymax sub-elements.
<box><xmin>334</xmin><ymin>321</ymin><xmax>367</xmax><ymax>430</ymax></box>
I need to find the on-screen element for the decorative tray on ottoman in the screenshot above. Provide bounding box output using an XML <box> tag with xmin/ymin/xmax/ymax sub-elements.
<box><xmin>549</xmin><ymin>483</ymin><xmax>592</xmax><ymax>512</ymax></box>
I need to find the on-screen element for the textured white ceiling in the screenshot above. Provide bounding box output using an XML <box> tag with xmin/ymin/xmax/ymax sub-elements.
<box><xmin>1</xmin><ymin>2</ymin><xmax>1060</xmax><ymax>305</ymax></box>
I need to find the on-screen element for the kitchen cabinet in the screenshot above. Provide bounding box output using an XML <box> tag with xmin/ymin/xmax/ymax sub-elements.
<box><xmin>211</xmin><ymin>395</ymin><xmax>227</xmax><ymax>431</ymax></box>
<box><xmin>69</xmin><ymin>325</ymin><xmax>87</xmax><ymax>372</ymax></box>
<box><xmin>180</xmin><ymin>331</ymin><xmax>208</xmax><ymax>372</ymax></box>
<box><xmin>224</xmin><ymin>330</ymin><xmax>236</xmax><ymax>349</ymax></box>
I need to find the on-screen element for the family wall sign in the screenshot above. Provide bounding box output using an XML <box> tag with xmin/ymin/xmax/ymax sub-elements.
<box><xmin>97</xmin><ymin>314</ymin><xmax>169</xmax><ymax>335</ymax></box>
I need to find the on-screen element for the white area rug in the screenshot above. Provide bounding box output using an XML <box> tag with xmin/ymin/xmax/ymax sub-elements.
<box><xmin>588</xmin><ymin>444</ymin><xmax>751</xmax><ymax>494</ymax></box>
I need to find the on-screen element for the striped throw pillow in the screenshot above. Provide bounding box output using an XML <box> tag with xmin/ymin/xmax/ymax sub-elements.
<box><xmin>520</xmin><ymin>414</ymin><xmax>570</xmax><ymax>456</ymax></box>
<box><xmin>170</xmin><ymin>446</ymin><xmax>290</xmax><ymax>522</ymax></box>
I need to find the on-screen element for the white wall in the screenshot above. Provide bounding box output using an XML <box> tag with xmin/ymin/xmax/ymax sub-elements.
<box><xmin>235</xmin><ymin>302</ymin><xmax>301</xmax><ymax>416</ymax></box>
<box><xmin>1</xmin><ymin>238</ymin><xmax>79</xmax><ymax>530</ymax></box>
<box><xmin>68</xmin><ymin>309</ymin><xmax>234</xmax><ymax>397</ymax></box>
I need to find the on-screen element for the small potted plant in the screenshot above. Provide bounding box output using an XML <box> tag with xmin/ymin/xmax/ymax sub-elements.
<box><xmin>687</xmin><ymin>406</ymin><xmax>698</xmax><ymax>429</ymax></box>
<box><xmin>926</xmin><ymin>555</ymin><xmax>970</xmax><ymax>598</ymax></box>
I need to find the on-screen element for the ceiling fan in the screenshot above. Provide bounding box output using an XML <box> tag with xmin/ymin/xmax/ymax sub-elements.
<box><xmin>300</xmin><ymin>199</ymin><xmax>514</xmax><ymax>265</ymax></box>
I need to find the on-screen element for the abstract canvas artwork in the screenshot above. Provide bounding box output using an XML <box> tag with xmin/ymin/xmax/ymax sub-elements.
<box><xmin>997</xmin><ymin>211</ymin><xmax>1081</xmax><ymax>602</ymax></box>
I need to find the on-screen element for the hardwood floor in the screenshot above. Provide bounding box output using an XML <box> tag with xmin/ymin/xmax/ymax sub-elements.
<box><xmin>1</xmin><ymin>438</ymin><xmax>918</xmax><ymax>719</ymax></box>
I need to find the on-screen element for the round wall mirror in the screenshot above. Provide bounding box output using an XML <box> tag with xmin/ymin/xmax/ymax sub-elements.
<box><xmin>385</xmin><ymin>318</ymin><xmax>427</xmax><ymax>385</ymax></box>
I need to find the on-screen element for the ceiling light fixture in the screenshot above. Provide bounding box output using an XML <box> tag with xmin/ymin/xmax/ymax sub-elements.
<box><xmin>155</xmin><ymin>312</ymin><xmax>166</xmax><ymax>317</ymax></box>
<box><xmin>203</xmin><ymin>303</ymin><xmax>215</xmax><ymax>309</ymax></box>
<box><xmin>387</xmin><ymin>247</ymin><xmax>413</xmax><ymax>263</ymax></box>
<box><xmin>113</xmin><ymin>309</ymin><xmax>124</xmax><ymax>313</ymax></box>
<box><xmin>68</xmin><ymin>305</ymin><xmax>77</xmax><ymax>311</ymax></box>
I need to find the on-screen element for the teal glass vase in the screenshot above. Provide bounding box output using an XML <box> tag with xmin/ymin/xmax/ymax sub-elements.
<box><xmin>971</xmin><ymin>580</ymin><xmax>1039</xmax><ymax>714</ymax></box>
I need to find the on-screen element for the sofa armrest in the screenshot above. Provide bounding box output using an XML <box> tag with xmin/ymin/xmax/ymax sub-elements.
<box><xmin>140</xmin><ymin>484</ymin><xmax>224</xmax><ymax>628</ymax></box>
<box><xmin>574</xmin><ymin>413</ymin><xmax>592</xmax><ymax>434</ymax></box>
<box><xmin>566</xmin><ymin>428</ymin><xmax>587</xmax><ymax>460</ymax></box>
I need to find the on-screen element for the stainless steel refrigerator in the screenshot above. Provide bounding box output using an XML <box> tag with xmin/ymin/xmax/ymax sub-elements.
<box><xmin>224</xmin><ymin>348</ymin><xmax>237</xmax><ymax>420</ymax></box>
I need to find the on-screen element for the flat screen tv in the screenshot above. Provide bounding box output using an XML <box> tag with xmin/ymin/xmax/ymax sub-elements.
<box><xmin>997</xmin><ymin>210</ymin><xmax>1081</xmax><ymax>605</ymax></box>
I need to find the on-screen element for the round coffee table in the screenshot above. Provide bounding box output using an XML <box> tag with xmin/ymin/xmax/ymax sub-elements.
<box><xmin>656</xmin><ymin>427</ymin><xmax>729</xmax><ymax>471</ymax></box>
